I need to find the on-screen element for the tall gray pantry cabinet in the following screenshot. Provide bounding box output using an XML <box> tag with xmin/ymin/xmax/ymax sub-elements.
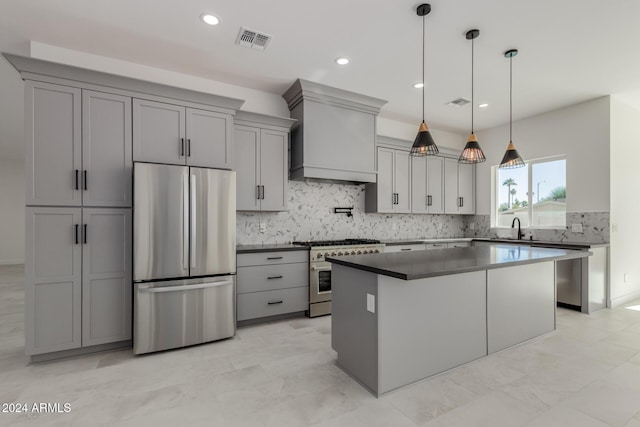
<box><xmin>24</xmin><ymin>81</ymin><xmax>132</xmax><ymax>356</ymax></box>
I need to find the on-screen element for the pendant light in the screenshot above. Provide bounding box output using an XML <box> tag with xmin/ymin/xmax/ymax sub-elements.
<box><xmin>458</xmin><ymin>29</ymin><xmax>486</xmax><ymax>164</ymax></box>
<box><xmin>410</xmin><ymin>3</ymin><xmax>439</xmax><ymax>157</ymax></box>
<box><xmin>499</xmin><ymin>49</ymin><xmax>525</xmax><ymax>169</ymax></box>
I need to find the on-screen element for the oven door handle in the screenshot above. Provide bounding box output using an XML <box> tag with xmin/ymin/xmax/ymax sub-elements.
<box><xmin>311</xmin><ymin>266</ymin><xmax>332</xmax><ymax>272</ymax></box>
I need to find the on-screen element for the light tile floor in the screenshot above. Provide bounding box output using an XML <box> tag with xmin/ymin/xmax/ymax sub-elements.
<box><xmin>2</xmin><ymin>264</ymin><xmax>640</xmax><ymax>426</ymax></box>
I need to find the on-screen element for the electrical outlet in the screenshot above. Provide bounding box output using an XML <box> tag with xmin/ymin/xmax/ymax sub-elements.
<box><xmin>571</xmin><ymin>223</ymin><xmax>583</xmax><ymax>233</ymax></box>
<box><xmin>469</xmin><ymin>222</ymin><xmax>475</xmax><ymax>230</ymax></box>
<box><xmin>367</xmin><ymin>293</ymin><xmax>375</xmax><ymax>313</ymax></box>
<box><xmin>612</xmin><ymin>223</ymin><xmax>618</xmax><ymax>233</ymax></box>
<box><xmin>624</xmin><ymin>273</ymin><xmax>629</xmax><ymax>283</ymax></box>
<box><xmin>392</xmin><ymin>223</ymin><xmax>397</xmax><ymax>231</ymax></box>
<box><xmin>259</xmin><ymin>222</ymin><xmax>267</xmax><ymax>233</ymax></box>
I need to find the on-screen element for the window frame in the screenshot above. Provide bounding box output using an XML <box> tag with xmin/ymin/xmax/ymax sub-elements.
<box><xmin>491</xmin><ymin>155</ymin><xmax>567</xmax><ymax>230</ymax></box>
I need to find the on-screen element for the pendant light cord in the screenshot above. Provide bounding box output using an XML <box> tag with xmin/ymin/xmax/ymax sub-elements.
<box><xmin>422</xmin><ymin>14</ymin><xmax>425</xmax><ymax>122</ymax></box>
<box><xmin>471</xmin><ymin>36</ymin><xmax>474</xmax><ymax>134</ymax></box>
<box><xmin>509</xmin><ymin>55</ymin><xmax>513</xmax><ymax>142</ymax></box>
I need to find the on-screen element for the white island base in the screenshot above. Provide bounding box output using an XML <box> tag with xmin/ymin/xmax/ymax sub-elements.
<box><xmin>331</xmin><ymin>261</ymin><xmax>556</xmax><ymax>397</ymax></box>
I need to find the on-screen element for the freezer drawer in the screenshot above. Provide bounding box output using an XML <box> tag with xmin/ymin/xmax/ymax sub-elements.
<box><xmin>134</xmin><ymin>276</ymin><xmax>235</xmax><ymax>354</ymax></box>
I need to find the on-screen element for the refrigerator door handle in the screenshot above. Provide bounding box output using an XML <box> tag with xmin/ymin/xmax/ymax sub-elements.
<box><xmin>190</xmin><ymin>174</ymin><xmax>197</xmax><ymax>269</ymax></box>
<box><xmin>138</xmin><ymin>280</ymin><xmax>233</xmax><ymax>294</ymax></box>
<box><xmin>182</xmin><ymin>173</ymin><xmax>189</xmax><ymax>270</ymax></box>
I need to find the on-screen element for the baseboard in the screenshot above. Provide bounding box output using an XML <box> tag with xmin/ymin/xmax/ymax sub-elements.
<box><xmin>29</xmin><ymin>340</ymin><xmax>132</xmax><ymax>363</ymax></box>
<box><xmin>609</xmin><ymin>291</ymin><xmax>640</xmax><ymax>308</ymax></box>
<box><xmin>0</xmin><ymin>259</ymin><xmax>24</xmax><ymax>266</ymax></box>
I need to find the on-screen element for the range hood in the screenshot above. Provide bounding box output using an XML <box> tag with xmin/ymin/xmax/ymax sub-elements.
<box><xmin>283</xmin><ymin>79</ymin><xmax>387</xmax><ymax>183</ymax></box>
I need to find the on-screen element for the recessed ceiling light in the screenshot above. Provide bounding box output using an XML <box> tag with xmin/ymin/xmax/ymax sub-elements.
<box><xmin>413</xmin><ymin>82</ymin><xmax>424</xmax><ymax>89</ymax></box>
<box><xmin>478</xmin><ymin>103</ymin><xmax>489</xmax><ymax>108</ymax></box>
<box><xmin>201</xmin><ymin>14</ymin><xmax>220</xmax><ymax>26</ymax></box>
<box><xmin>335</xmin><ymin>57</ymin><xmax>350</xmax><ymax>65</ymax></box>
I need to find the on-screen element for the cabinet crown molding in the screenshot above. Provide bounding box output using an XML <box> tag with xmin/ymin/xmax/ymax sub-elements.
<box><xmin>2</xmin><ymin>53</ymin><xmax>245</xmax><ymax>114</ymax></box>
<box><xmin>283</xmin><ymin>78</ymin><xmax>387</xmax><ymax>114</ymax></box>
<box><xmin>235</xmin><ymin>110</ymin><xmax>297</xmax><ymax>130</ymax></box>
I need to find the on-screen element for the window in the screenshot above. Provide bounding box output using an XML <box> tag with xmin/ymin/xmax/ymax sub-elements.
<box><xmin>494</xmin><ymin>156</ymin><xmax>566</xmax><ymax>229</ymax></box>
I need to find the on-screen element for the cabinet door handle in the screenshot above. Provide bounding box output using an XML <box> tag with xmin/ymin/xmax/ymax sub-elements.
<box><xmin>427</xmin><ymin>195</ymin><xmax>432</xmax><ymax>206</ymax></box>
<box><xmin>460</xmin><ymin>197</ymin><xmax>464</xmax><ymax>207</ymax></box>
<box><xmin>187</xmin><ymin>139</ymin><xmax>191</xmax><ymax>157</ymax></box>
<box><xmin>256</xmin><ymin>185</ymin><xmax>261</xmax><ymax>200</ymax></box>
<box><xmin>180</xmin><ymin>138</ymin><xmax>185</xmax><ymax>156</ymax></box>
<box><xmin>83</xmin><ymin>170</ymin><xmax>88</xmax><ymax>191</ymax></box>
<box><xmin>267</xmin><ymin>300</ymin><xmax>284</xmax><ymax>305</ymax></box>
<box><xmin>396</xmin><ymin>193</ymin><xmax>399</xmax><ymax>205</ymax></box>
<box><xmin>401</xmin><ymin>248</ymin><xmax>412</xmax><ymax>251</ymax></box>
<box><xmin>74</xmin><ymin>224</ymin><xmax>79</xmax><ymax>244</ymax></box>
<box><xmin>75</xmin><ymin>170</ymin><xmax>79</xmax><ymax>190</ymax></box>
<box><xmin>267</xmin><ymin>256</ymin><xmax>283</xmax><ymax>260</ymax></box>
<box><xmin>83</xmin><ymin>224</ymin><xmax>88</xmax><ymax>244</ymax></box>
<box><xmin>260</xmin><ymin>185</ymin><xmax>265</xmax><ymax>200</ymax></box>
<box><xmin>267</xmin><ymin>275</ymin><xmax>283</xmax><ymax>280</ymax></box>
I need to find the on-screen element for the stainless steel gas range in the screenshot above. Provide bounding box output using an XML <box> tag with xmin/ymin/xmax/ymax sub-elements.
<box><xmin>293</xmin><ymin>239</ymin><xmax>384</xmax><ymax>317</ymax></box>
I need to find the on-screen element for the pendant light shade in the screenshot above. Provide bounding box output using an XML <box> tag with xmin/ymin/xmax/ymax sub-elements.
<box><xmin>458</xmin><ymin>29</ymin><xmax>486</xmax><ymax>164</ymax></box>
<box><xmin>499</xmin><ymin>49</ymin><xmax>525</xmax><ymax>169</ymax></box>
<box><xmin>410</xmin><ymin>4</ymin><xmax>439</xmax><ymax>157</ymax></box>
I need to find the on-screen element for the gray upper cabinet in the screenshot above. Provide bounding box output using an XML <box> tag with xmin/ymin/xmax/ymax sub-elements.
<box><xmin>234</xmin><ymin>111</ymin><xmax>296</xmax><ymax>212</ymax></box>
<box><xmin>25</xmin><ymin>82</ymin><xmax>132</xmax><ymax>207</ymax></box>
<box><xmin>365</xmin><ymin>147</ymin><xmax>411</xmax><ymax>213</ymax></box>
<box><xmin>186</xmin><ymin>108</ymin><xmax>233</xmax><ymax>169</ymax></box>
<box><xmin>82</xmin><ymin>208</ymin><xmax>132</xmax><ymax>347</ymax></box>
<box><xmin>133</xmin><ymin>99</ymin><xmax>185</xmax><ymax>165</ymax></box>
<box><xmin>25</xmin><ymin>207</ymin><xmax>82</xmax><ymax>355</ymax></box>
<box><xmin>82</xmin><ymin>90</ymin><xmax>132</xmax><ymax>207</ymax></box>
<box><xmin>412</xmin><ymin>156</ymin><xmax>444</xmax><ymax>214</ymax></box>
<box><xmin>133</xmin><ymin>98</ymin><xmax>233</xmax><ymax>169</ymax></box>
<box><xmin>25</xmin><ymin>81</ymin><xmax>82</xmax><ymax>206</ymax></box>
<box><xmin>444</xmin><ymin>158</ymin><xmax>475</xmax><ymax>214</ymax></box>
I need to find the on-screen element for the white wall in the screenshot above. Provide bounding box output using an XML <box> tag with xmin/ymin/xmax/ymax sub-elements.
<box><xmin>609</xmin><ymin>97</ymin><xmax>640</xmax><ymax>306</ymax></box>
<box><xmin>0</xmin><ymin>159</ymin><xmax>24</xmax><ymax>264</ymax></box>
<box><xmin>377</xmin><ymin>116</ymin><xmax>465</xmax><ymax>149</ymax></box>
<box><xmin>475</xmin><ymin>97</ymin><xmax>611</xmax><ymax>215</ymax></box>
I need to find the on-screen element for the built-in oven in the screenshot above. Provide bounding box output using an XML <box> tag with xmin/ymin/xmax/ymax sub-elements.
<box><xmin>294</xmin><ymin>239</ymin><xmax>383</xmax><ymax>317</ymax></box>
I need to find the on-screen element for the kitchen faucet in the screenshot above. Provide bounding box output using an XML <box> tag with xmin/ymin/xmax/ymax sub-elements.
<box><xmin>511</xmin><ymin>217</ymin><xmax>523</xmax><ymax>240</ymax></box>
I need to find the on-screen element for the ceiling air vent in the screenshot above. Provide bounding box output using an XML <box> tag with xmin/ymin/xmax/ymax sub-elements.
<box><xmin>446</xmin><ymin>97</ymin><xmax>471</xmax><ymax>107</ymax></box>
<box><xmin>236</xmin><ymin>27</ymin><xmax>272</xmax><ymax>51</ymax></box>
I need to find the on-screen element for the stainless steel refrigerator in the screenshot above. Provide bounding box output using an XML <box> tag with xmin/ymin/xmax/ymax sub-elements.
<box><xmin>133</xmin><ymin>162</ymin><xmax>236</xmax><ymax>355</ymax></box>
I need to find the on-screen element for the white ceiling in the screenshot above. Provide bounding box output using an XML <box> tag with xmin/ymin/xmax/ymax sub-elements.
<box><xmin>2</xmin><ymin>0</ymin><xmax>640</xmax><ymax>159</ymax></box>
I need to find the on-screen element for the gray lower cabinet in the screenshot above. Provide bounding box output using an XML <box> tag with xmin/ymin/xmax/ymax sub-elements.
<box><xmin>25</xmin><ymin>82</ymin><xmax>132</xmax><ymax>207</ymax></box>
<box><xmin>82</xmin><ymin>208</ymin><xmax>132</xmax><ymax>347</ymax></box>
<box><xmin>234</xmin><ymin>124</ymin><xmax>289</xmax><ymax>212</ymax></box>
<box><xmin>133</xmin><ymin>98</ymin><xmax>233</xmax><ymax>169</ymax></box>
<box><xmin>25</xmin><ymin>207</ymin><xmax>131</xmax><ymax>356</ymax></box>
<box><xmin>236</xmin><ymin>250</ymin><xmax>308</xmax><ymax>321</ymax></box>
<box><xmin>25</xmin><ymin>207</ymin><xmax>82</xmax><ymax>355</ymax></box>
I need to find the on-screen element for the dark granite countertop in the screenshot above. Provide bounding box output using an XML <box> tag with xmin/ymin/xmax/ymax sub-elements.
<box><xmin>383</xmin><ymin>238</ymin><xmax>471</xmax><ymax>246</ymax></box>
<box><xmin>237</xmin><ymin>243</ymin><xmax>308</xmax><ymax>254</ymax></box>
<box><xmin>327</xmin><ymin>244</ymin><xmax>590</xmax><ymax>280</ymax></box>
<box><xmin>472</xmin><ymin>238</ymin><xmax>609</xmax><ymax>249</ymax></box>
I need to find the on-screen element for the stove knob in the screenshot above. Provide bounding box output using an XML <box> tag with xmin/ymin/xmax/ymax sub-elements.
<box><xmin>317</xmin><ymin>253</ymin><xmax>323</xmax><ymax>259</ymax></box>
<box><xmin>351</xmin><ymin>251</ymin><xmax>356</xmax><ymax>255</ymax></box>
<box><xmin>374</xmin><ymin>249</ymin><xmax>380</xmax><ymax>253</ymax></box>
<box><xmin>357</xmin><ymin>250</ymin><xmax>362</xmax><ymax>255</ymax></box>
<box><xmin>325</xmin><ymin>252</ymin><xmax>330</xmax><ymax>258</ymax></box>
<box><xmin>338</xmin><ymin>251</ymin><xmax>344</xmax><ymax>256</ymax></box>
<box><xmin>331</xmin><ymin>252</ymin><xmax>337</xmax><ymax>256</ymax></box>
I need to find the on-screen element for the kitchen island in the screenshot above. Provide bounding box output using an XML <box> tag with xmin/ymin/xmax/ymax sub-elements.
<box><xmin>327</xmin><ymin>244</ymin><xmax>590</xmax><ymax>397</ymax></box>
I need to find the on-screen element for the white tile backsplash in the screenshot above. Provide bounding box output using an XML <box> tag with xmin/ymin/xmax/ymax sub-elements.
<box><xmin>237</xmin><ymin>180</ymin><xmax>466</xmax><ymax>244</ymax></box>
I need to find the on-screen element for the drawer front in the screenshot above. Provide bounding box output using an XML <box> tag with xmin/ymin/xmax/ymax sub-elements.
<box><xmin>425</xmin><ymin>243</ymin><xmax>447</xmax><ymax>250</ymax></box>
<box><xmin>237</xmin><ymin>250</ymin><xmax>308</xmax><ymax>267</ymax></box>
<box><xmin>237</xmin><ymin>263</ymin><xmax>308</xmax><ymax>294</ymax></box>
<box><xmin>384</xmin><ymin>244</ymin><xmax>426</xmax><ymax>253</ymax></box>
<box><xmin>237</xmin><ymin>287</ymin><xmax>308</xmax><ymax>321</ymax></box>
